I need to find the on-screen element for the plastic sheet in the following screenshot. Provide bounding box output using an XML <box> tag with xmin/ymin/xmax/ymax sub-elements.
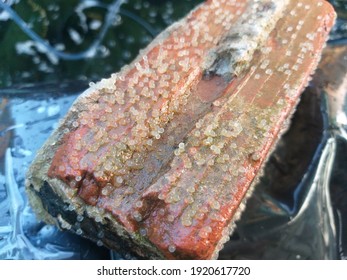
<box><xmin>0</xmin><ymin>83</ymin><xmax>110</xmax><ymax>259</ymax></box>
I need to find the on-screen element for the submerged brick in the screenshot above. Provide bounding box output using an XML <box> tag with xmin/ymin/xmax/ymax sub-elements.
<box><xmin>26</xmin><ymin>0</ymin><xmax>335</xmax><ymax>259</ymax></box>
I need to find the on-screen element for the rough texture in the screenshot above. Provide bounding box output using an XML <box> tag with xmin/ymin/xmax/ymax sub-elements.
<box><xmin>26</xmin><ymin>0</ymin><xmax>335</xmax><ymax>259</ymax></box>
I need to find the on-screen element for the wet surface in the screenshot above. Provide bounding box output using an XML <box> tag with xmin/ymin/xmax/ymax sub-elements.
<box><xmin>0</xmin><ymin>0</ymin><xmax>204</xmax><ymax>87</ymax></box>
<box><xmin>0</xmin><ymin>0</ymin><xmax>346</xmax><ymax>259</ymax></box>
<box><xmin>0</xmin><ymin>83</ymin><xmax>111</xmax><ymax>259</ymax></box>
<box><xmin>1</xmin><ymin>72</ymin><xmax>346</xmax><ymax>260</ymax></box>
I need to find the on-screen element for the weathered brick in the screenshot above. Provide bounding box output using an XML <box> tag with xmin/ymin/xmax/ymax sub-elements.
<box><xmin>26</xmin><ymin>0</ymin><xmax>335</xmax><ymax>259</ymax></box>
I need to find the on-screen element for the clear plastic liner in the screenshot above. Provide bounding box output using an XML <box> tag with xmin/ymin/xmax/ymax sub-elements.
<box><xmin>0</xmin><ymin>84</ymin><xmax>110</xmax><ymax>259</ymax></box>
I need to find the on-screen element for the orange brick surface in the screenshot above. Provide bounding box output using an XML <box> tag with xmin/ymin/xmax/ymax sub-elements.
<box><xmin>27</xmin><ymin>0</ymin><xmax>335</xmax><ymax>259</ymax></box>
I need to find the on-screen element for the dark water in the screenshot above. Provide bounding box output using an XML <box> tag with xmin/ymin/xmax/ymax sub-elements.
<box><xmin>0</xmin><ymin>0</ymin><xmax>346</xmax><ymax>259</ymax></box>
<box><xmin>0</xmin><ymin>0</ymin><xmax>203</xmax><ymax>87</ymax></box>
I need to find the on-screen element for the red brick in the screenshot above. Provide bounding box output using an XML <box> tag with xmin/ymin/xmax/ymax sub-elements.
<box><xmin>27</xmin><ymin>0</ymin><xmax>336</xmax><ymax>259</ymax></box>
